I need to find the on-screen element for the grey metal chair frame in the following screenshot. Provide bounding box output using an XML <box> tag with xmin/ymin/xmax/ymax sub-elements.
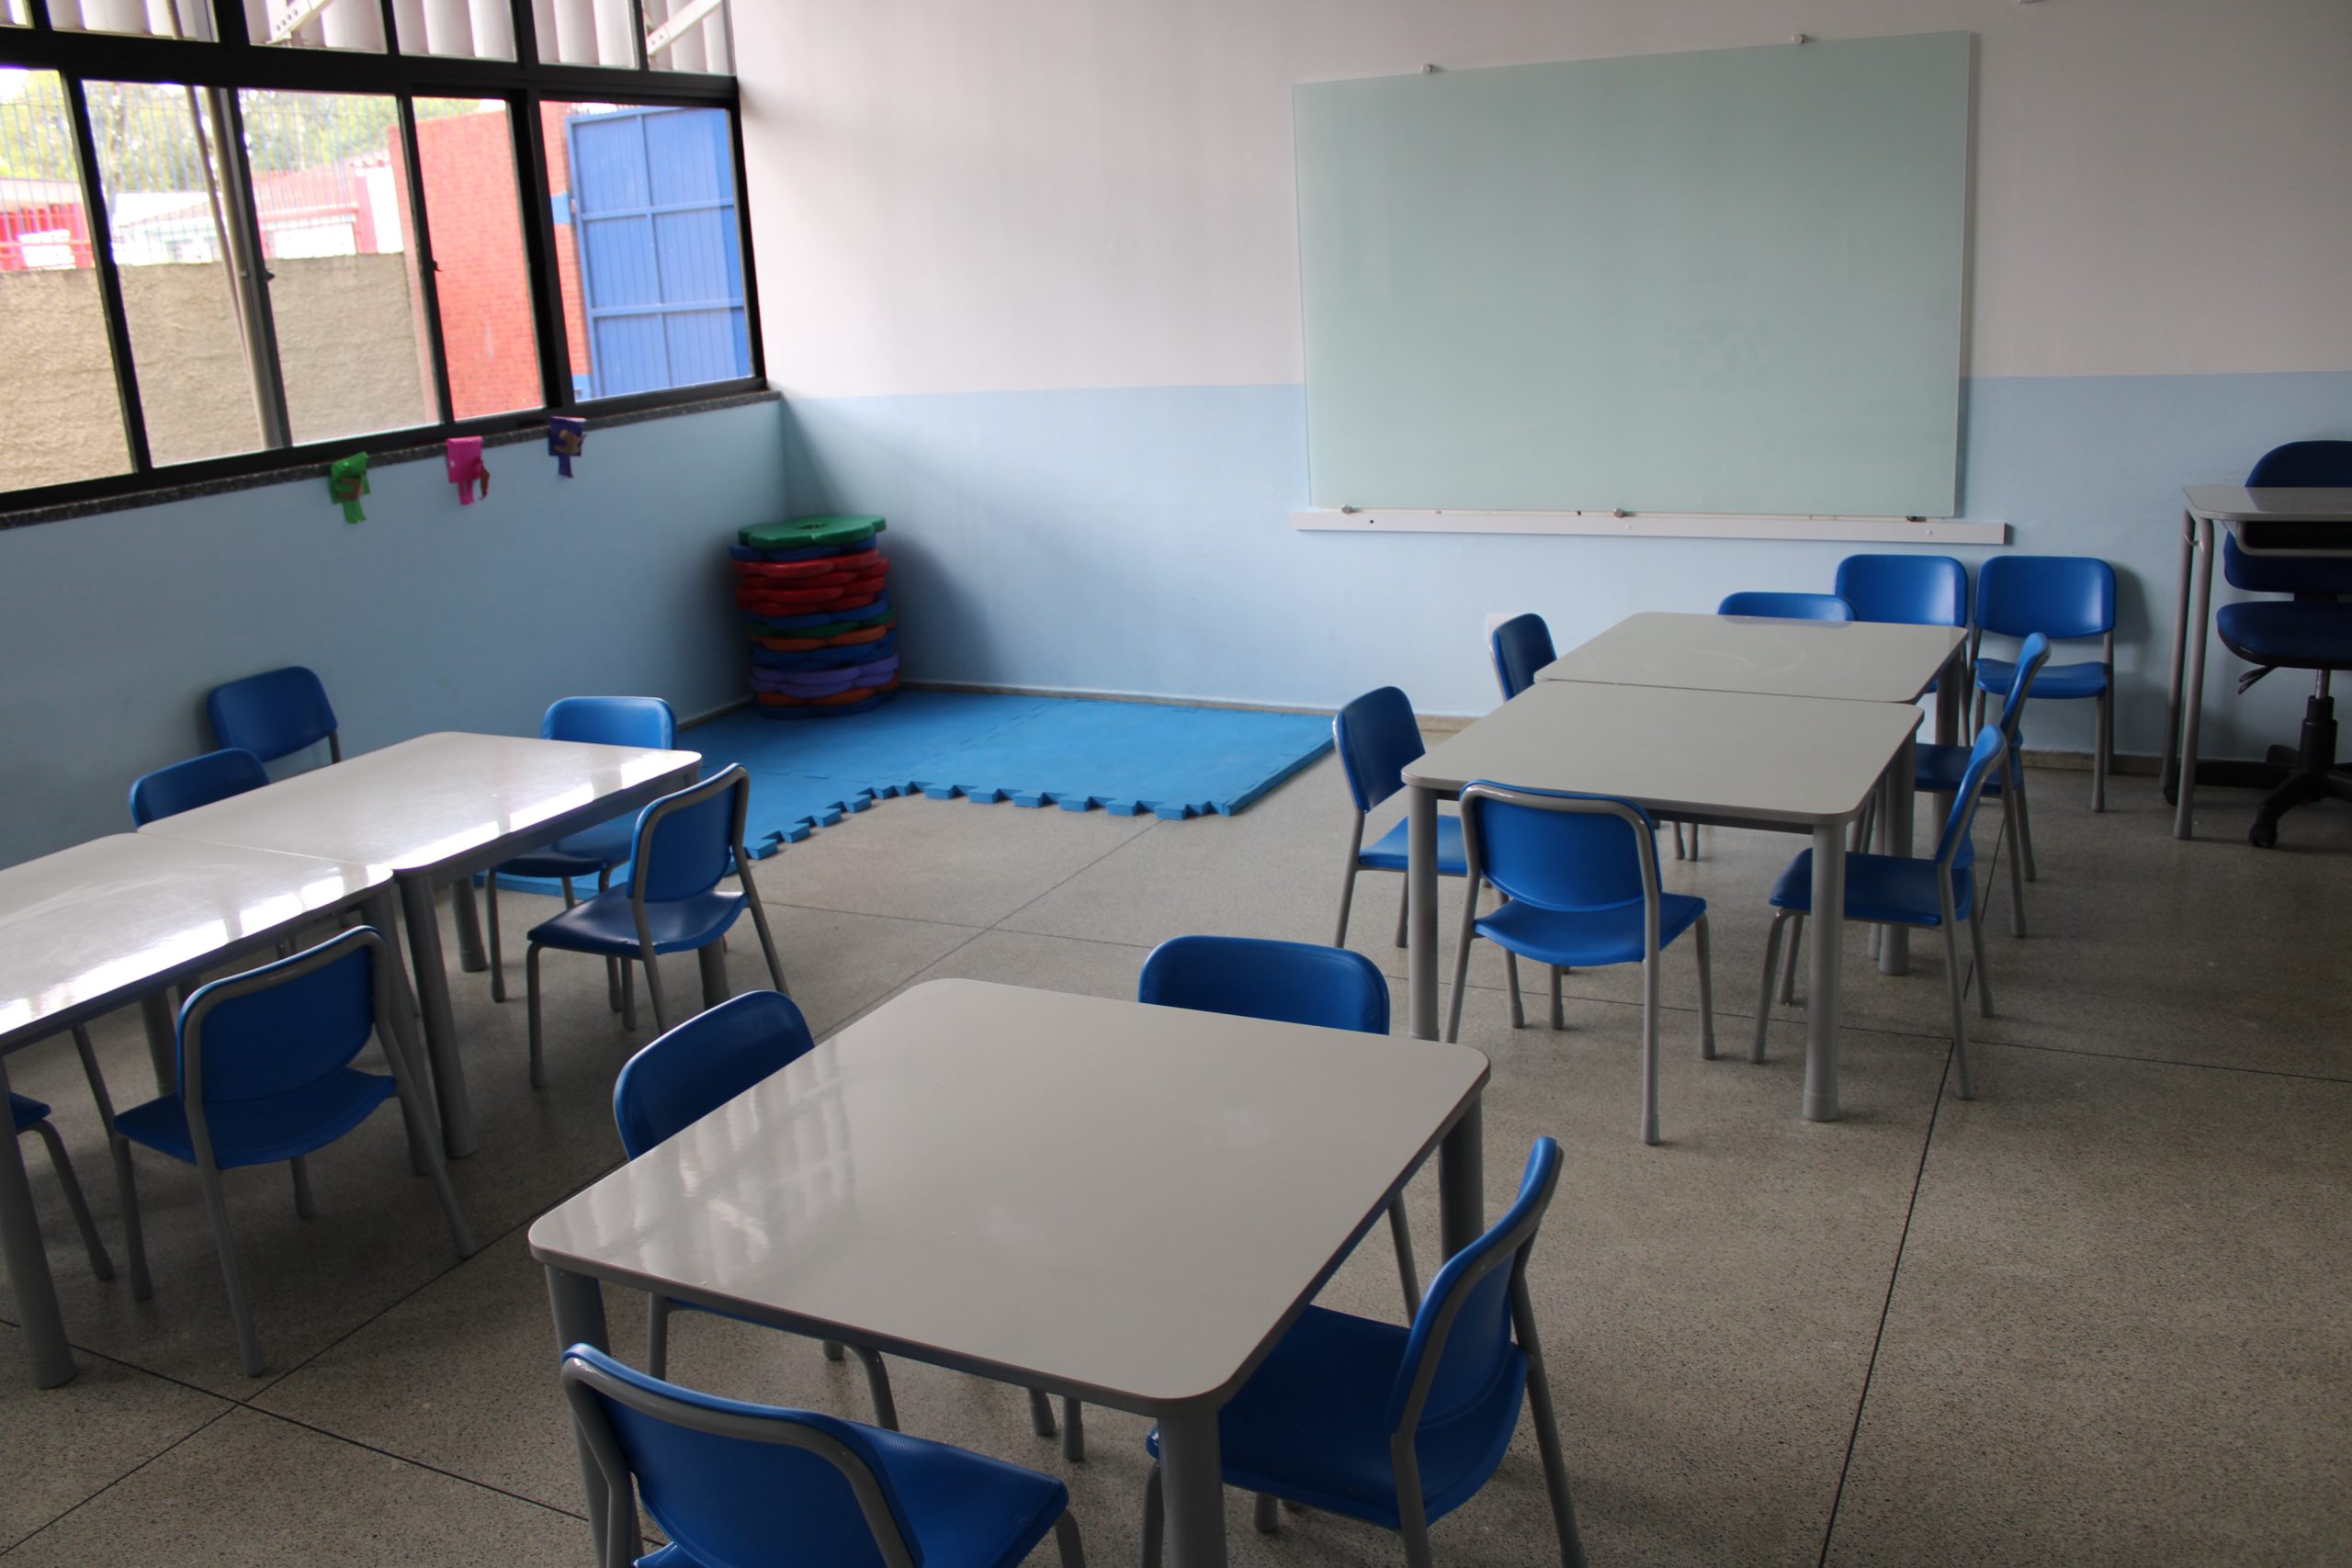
<box><xmin>525</xmin><ymin>765</ymin><xmax>789</xmax><ymax>1087</ymax></box>
<box><xmin>104</xmin><ymin>929</ymin><xmax>473</xmax><ymax>1377</ymax></box>
<box><xmin>487</xmin><ymin>865</ymin><xmax>612</xmax><ymax>1006</ymax></box>
<box><xmin>1139</xmin><ymin>1153</ymin><xmax>1584</xmax><ymax>1568</ymax></box>
<box><xmin>561</xmin><ymin>1355</ymin><xmax>1087</xmax><ymax>1568</ymax></box>
<box><xmin>1446</xmin><ymin>786</ymin><xmax>1714</xmax><ymax>1147</ymax></box>
<box><xmin>1970</xmin><ymin>624</ymin><xmax>2111</xmax><ymax>813</ymax></box>
<box><xmin>1757</xmin><ymin>730</ymin><xmax>2004</xmax><ymax>1100</ymax></box>
<box><xmin>14</xmin><ymin>1083</ymin><xmax>114</xmax><ymax>1284</ymax></box>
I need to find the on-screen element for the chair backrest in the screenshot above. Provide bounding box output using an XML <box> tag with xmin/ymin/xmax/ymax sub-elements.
<box><xmin>128</xmin><ymin>748</ymin><xmax>269</xmax><ymax>827</ymax></box>
<box><xmin>1385</xmin><ymin>1137</ymin><xmax>1561</xmax><ymax>1434</ymax></box>
<box><xmin>1993</xmin><ymin>633</ymin><xmax>2053</xmax><ymax>746</ymax></box>
<box><xmin>179</xmin><ymin>927</ymin><xmax>384</xmax><ymax>1113</ymax></box>
<box><xmin>2225</xmin><ymin>442</ymin><xmax>2352</xmax><ymax>598</ymax></box>
<box><xmin>1489</xmin><ymin>614</ymin><xmax>1556</xmax><ymax>701</ymax></box>
<box><xmin>614</xmin><ymin>991</ymin><xmax>817</xmax><ymax>1157</ymax></box>
<box><xmin>543</xmin><ymin>695</ymin><xmax>679</xmax><ymax>750</ymax></box>
<box><xmin>1718</xmin><ymin>591</ymin><xmax>1854</xmax><ymax>622</ymax></box>
<box><xmin>631</xmin><ymin>766</ymin><xmax>751</xmax><ymax>904</ymax></box>
<box><xmin>1136</xmin><ymin>936</ymin><xmax>1387</xmax><ymax>1035</ymax></box>
<box><xmin>1332</xmin><ymin>686</ymin><xmax>1425</xmax><ymax>816</ymax></box>
<box><xmin>1930</xmin><ymin>726</ymin><xmax>2009</xmax><ymax>874</ymax></box>
<box><xmin>1833</xmin><ymin>555</ymin><xmax>1968</xmax><ymax>626</ymax></box>
<box><xmin>206</xmin><ymin>666</ymin><xmax>339</xmax><ymax>763</ymax></box>
<box><xmin>561</xmin><ymin>1346</ymin><xmax>926</xmax><ymax>1568</ymax></box>
<box><xmin>1460</xmin><ymin>783</ymin><xmax>1654</xmax><ymax>914</ymax></box>
<box><xmin>1973</xmin><ymin>557</ymin><xmax>2116</xmax><ymax>642</ymax></box>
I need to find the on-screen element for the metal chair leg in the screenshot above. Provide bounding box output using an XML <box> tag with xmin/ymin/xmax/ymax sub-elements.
<box><xmin>526</xmin><ymin>943</ymin><xmax>547</xmax><ymax>1088</ymax></box>
<box><xmin>77</xmin><ymin>1029</ymin><xmax>148</xmax><ymax>1300</ymax></box>
<box><xmin>646</xmin><ymin>1295</ymin><xmax>671</xmax><ymax>1378</ymax></box>
<box><xmin>1671</xmin><ymin>821</ymin><xmax>1687</xmax><ymax>860</ymax></box>
<box><xmin>1942</xmin><ymin>916</ymin><xmax>1975</xmax><ymax>1100</ymax></box>
<box><xmin>1029</xmin><ymin>1385</ymin><xmax>1057</xmax><ymax>1437</ymax></box>
<box><xmin>1547</xmin><ymin>964</ymin><xmax>1566</xmax><ymax>1031</ymax></box>
<box><xmin>1516</xmin><ymin>1299</ymin><xmax>1590</xmax><ymax>1568</ymax></box>
<box><xmin>1394</xmin><ymin>877</ymin><xmax>1409</xmax><ymax>949</ymax></box>
<box><xmin>1387</xmin><ymin>1195</ymin><xmax>1420</xmax><ymax>1314</ymax></box>
<box><xmin>1333</xmin><ymin>818</ymin><xmax>1363</xmax><ymax>947</ymax></box>
<box><xmin>1969</xmin><ymin>900</ymin><xmax>1996</xmax><ymax>1021</ymax></box>
<box><xmin>2003</xmin><ymin>792</ymin><xmax>2029</xmax><ymax>937</ymax></box>
<box><xmin>744</xmin><ymin>896</ymin><xmax>790</xmax><ymax>998</ymax></box>
<box><xmin>1052</xmin><ymin>1509</ymin><xmax>1087</xmax><ymax>1568</ymax></box>
<box><xmin>1140</xmin><ymin>1463</ymin><xmax>1165</xmax><ymax>1568</ymax></box>
<box><xmin>1778</xmin><ymin>912</ymin><xmax>1805</xmax><ymax>1004</ymax></box>
<box><xmin>1504</xmin><ymin>950</ymin><xmax>1525</xmax><ymax>1028</ymax></box>
<box><xmin>1693</xmin><ymin>912</ymin><xmax>1716</xmax><ymax>1059</ymax></box>
<box><xmin>1254</xmin><ymin>1493</ymin><xmax>1280</xmax><ymax>1533</ymax></box>
<box><xmin>1445</xmin><ymin>878</ymin><xmax>1481</xmax><ymax>1043</ymax></box>
<box><xmin>2094</xmin><ymin>684</ymin><xmax>2110</xmax><ymax>812</ymax></box>
<box><xmin>289</xmin><ymin>1156</ymin><xmax>315</xmax><ymax>1219</ymax></box>
<box><xmin>485</xmin><ymin>873</ymin><xmax>506</xmax><ymax>1003</ymax></box>
<box><xmin>194</xmin><ymin>1162</ymin><xmax>266</xmax><ymax>1377</ymax></box>
<box><xmin>639</xmin><ymin>945</ymin><xmax>669</xmax><ymax>1033</ymax></box>
<box><xmin>1639</xmin><ymin>952</ymin><xmax>1661</xmax><ymax>1146</ymax></box>
<box><xmin>28</xmin><ymin>1121</ymin><xmax>112</xmax><ymax>1281</ymax></box>
<box><xmin>619</xmin><ymin>956</ymin><xmax>637</xmax><ymax>1031</ymax></box>
<box><xmin>1752</xmin><ymin>912</ymin><xmax>1787</xmax><ymax>1064</ymax></box>
<box><xmin>853</xmin><ymin>1346</ymin><xmax>899</xmax><ymax>1431</ymax></box>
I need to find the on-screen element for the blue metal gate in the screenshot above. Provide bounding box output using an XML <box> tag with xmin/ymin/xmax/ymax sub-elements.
<box><xmin>563</xmin><ymin>106</ymin><xmax>750</xmax><ymax>399</ymax></box>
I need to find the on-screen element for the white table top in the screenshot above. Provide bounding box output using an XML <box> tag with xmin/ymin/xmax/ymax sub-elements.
<box><xmin>0</xmin><ymin>835</ymin><xmax>385</xmax><ymax>1047</ymax></box>
<box><xmin>1536</xmin><ymin>611</ymin><xmax>1963</xmax><ymax>705</ymax></box>
<box><xmin>2183</xmin><ymin>486</ymin><xmax>2352</xmax><ymax>524</ymax></box>
<box><xmin>528</xmin><ymin>978</ymin><xmax>1490</xmax><ymax>1410</ymax></box>
<box><xmin>1408</xmin><ymin>680</ymin><xmax>1920</xmax><ymax>827</ymax></box>
<box><xmin>137</xmin><ymin>732</ymin><xmax>701</xmax><ymax>875</ymax></box>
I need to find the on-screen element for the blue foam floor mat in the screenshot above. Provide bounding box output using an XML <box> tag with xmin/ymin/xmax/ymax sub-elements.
<box><xmin>492</xmin><ymin>691</ymin><xmax>1332</xmax><ymax>893</ymax></box>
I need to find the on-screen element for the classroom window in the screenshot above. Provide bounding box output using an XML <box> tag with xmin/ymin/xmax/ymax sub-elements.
<box><xmin>393</xmin><ymin>1</ymin><xmax>517</xmax><ymax>62</ymax></box>
<box><xmin>546</xmin><ymin>100</ymin><xmax>747</xmax><ymax>400</ymax></box>
<box><xmin>244</xmin><ymin>0</ymin><xmax>383</xmax><ymax>52</ymax></box>
<box><xmin>2</xmin><ymin>4</ymin><xmax>28</xmax><ymax>28</ymax></box>
<box><xmin>410</xmin><ymin>98</ymin><xmax>540</xmax><ymax>419</ymax></box>
<box><xmin>52</xmin><ymin>2</ymin><xmax>216</xmax><ymax>40</ymax></box>
<box><xmin>0</xmin><ymin>68</ymin><xmax>131</xmax><ymax>490</ymax></box>
<box><xmin>643</xmin><ymin>0</ymin><xmax>729</xmax><ymax>74</ymax></box>
<box><xmin>534</xmin><ymin>0</ymin><xmax>638</xmax><ymax>68</ymax></box>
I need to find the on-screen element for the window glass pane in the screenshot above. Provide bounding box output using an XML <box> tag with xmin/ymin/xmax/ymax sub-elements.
<box><xmin>393</xmin><ymin>0</ymin><xmax>516</xmax><ymax>62</ymax></box>
<box><xmin>411</xmin><ymin>99</ymin><xmax>541</xmax><ymax>418</ymax></box>
<box><xmin>546</xmin><ymin>102</ymin><xmax>750</xmax><ymax>400</ymax></box>
<box><xmin>51</xmin><ymin>1</ymin><xmax>216</xmax><ymax>39</ymax></box>
<box><xmin>238</xmin><ymin>89</ymin><xmax>435</xmax><ymax>442</ymax></box>
<box><xmin>83</xmin><ymin>81</ymin><xmax>267</xmax><ymax>468</ymax></box>
<box><xmin>0</xmin><ymin>70</ymin><xmax>132</xmax><ymax>490</ymax></box>
<box><xmin>644</xmin><ymin>0</ymin><xmax>730</xmax><ymax>74</ymax></box>
<box><xmin>533</xmin><ymin>0</ymin><xmax>639</xmax><ymax>68</ymax></box>
<box><xmin>1</xmin><ymin>2</ymin><xmax>28</xmax><ymax>28</ymax></box>
<box><xmin>243</xmin><ymin>0</ymin><xmax>385</xmax><ymax>52</ymax></box>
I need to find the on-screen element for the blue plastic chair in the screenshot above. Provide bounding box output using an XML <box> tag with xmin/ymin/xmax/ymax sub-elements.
<box><xmin>561</xmin><ymin>1345</ymin><xmax>1087</xmax><ymax>1568</ymax></box>
<box><xmin>1488</xmin><ymin>613</ymin><xmax>1555</xmax><ymax>700</ymax></box>
<box><xmin>1138</xmin><ymin>1138</ymin><xmax>1582</xmax><ymax>1568</ymax></box>
<box><xmin>10</xmin><ymin>1091</ymin><xmax>113</xmax><ymax>1284</ymax></box>
<box><xmin>1970</xmin><ymin>557</ymin><xmax>2116</xmax><ymax>811</ymax></box>
<box><xmin>1755</xmin><ymin>727</ymin><xmax>2007</xmax><ymax>1100</ymax></box>
<box><xmin>1333</xmin><ymin>687</ymin><xmax>1472</xmax><ymax>953</ymax></box>
<box><xmin>1834</xmin><ymin>555</ymin><xmax>1970</xmax><ymax>628</ymax></box>
<box><xmin>128</xmin><ymin>748</ymin><xmax>270</xmax><ymax>827</ymax></box>
<box><xmin>525</xmin><ymin>764</ymin><xmax>787</xmax><ymax>1086</ymax></box>
<box><xmin>1448</xmin><ymin>784</ymin><xmax>1713</xmax><ymax>1146</ymax></box>
<box><xmin>1139</xmin><ymin>936</ymin><xmax>1421</xmax><ymax>1314</ymax></box>
<box><xmin>205</xmin><ymin>666</ymin><xmax>340</xmax><ymax>765</ymax></box>
<box><xmin>2212</xmin><ymin>441</ymin><xmax>2352</xmax><ymax>846</ymax></box>
<box><xmin>1912</xmin><ymin>634</ymin><xmax>2052</xmax><ymax>937</ymax></box>
<box><xmin>614</xmin><ymin>991</ymin><xmax>902</xmax><ymax>1431</ymax></box>
<box><xmin>482</xmin><ymin>696</ymin><xmax>679</xmax><ymax>1003</ymax></box>
<box><xmin>107</xmin><ymin>927</ymin><xmax>473</xmax><ymax>1377</ymax></box>
<box><xmin>1717</xmin><ymin>591</ymin><xmax>1854</xmax><ymax>621</ymax></box>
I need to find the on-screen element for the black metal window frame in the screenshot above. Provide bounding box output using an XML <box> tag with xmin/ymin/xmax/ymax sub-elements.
<box><xmin>0</xmin><ymin>0</ymin><xmax>763</xmax><ymax>514</ymax></box>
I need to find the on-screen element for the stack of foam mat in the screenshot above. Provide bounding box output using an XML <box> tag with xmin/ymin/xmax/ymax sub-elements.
<box><xmin>733</xmin><ymin>514</ymin><xmax>900</xmax><ymax>719</ymax></box>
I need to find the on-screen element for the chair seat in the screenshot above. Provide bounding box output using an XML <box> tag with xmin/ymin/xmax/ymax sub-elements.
<box><xmin>1975</xmin><ymin>657</ymin><xmax>2106</xmax><ymax>699</ymax></box>
<box><xmin>500</xmin><ymin>815</ymin><xmax>636</xmax><ymax>881</ymax></box>
<box><xmin>115</xmin><ymin>1069</ymin><xmax>394</xmax><ymax>1169</ymax></box>
<box><xmin>1916</xmin><ymin>740</ymin><xmax>2011</xmax><ymax>796</ymax></box>
<box><xmin>8</xmin><ymin>1092</ymin><xmax>51</xmax><ymax>1134</ymax></box>
<box><xmin>634</xmin><ymin>1420</ymin><xmax>1070</xmax><ymax>1568</ymax></box>
<box><xmin>1357</xmin><ymin>813</ymin><xmax>1469</xmax><ymax>876</ymax></box>
<box><xmin>1768</xmin><ymin>849</ymin><xmax>1973</xmax><ymax>928</ymax></box>
<box><xmin>528</xmin><ymin>886</ymin><xmax>747</xmax><ymax>957</ymax></box>
<box><xmin>2215</xmin><ymin>601</ymin><xmax>2352</xmax><ymax>672</ymax></box>
<box><xmin>1473</xmin><ymin>891</ymin><xmax>1705</xmax><ymax>968</ymax></box>
<box><xmin>1145</xmin><ymin>1303</ymin><xmax>1524</xmax><ymax>1531</ymax></box>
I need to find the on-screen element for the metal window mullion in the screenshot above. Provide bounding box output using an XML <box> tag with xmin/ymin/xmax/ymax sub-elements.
<box><xmin>212</xmin><ymin>0</ymin><xmax>250</xmax><ymax>46</ymax></box>
<box><xmin>59</xmin><ymin>68</ymin><xmax>154</xmax><ymax>473</ymax></box>
<box><xmin>396</xmin><ymin>94</ymin><xmax>455</xmax><ymax>423</ymax></box>
<box><xmin>212</xmin><ymin>85</ymin><xmax>292</xmax><ymax>447</ymax></box>
<box><xmin>379</xmin><ymin>0</ymin><xmax>401</xmax><ymax>54</ymax></box>
<box><xmin>726</xmin><ymin>93</ymin><xmax>763</xmax><ymax>385</ymax></box>
<box><xmin>626</xmin><ymin>0</ymin><xmax>647</xmax><ymax>70</ymax></box>
<box><xmin>26</xmin><ymin>0</ymin><xmax>51</xmax><ymax>30</ymax></box>
<box><xmin>514</xmin><ymin>85</ymin><xmax>575</xmax><ymax>409</ymax></box>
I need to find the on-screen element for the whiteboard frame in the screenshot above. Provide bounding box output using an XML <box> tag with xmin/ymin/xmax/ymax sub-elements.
<box><xmin>1290</xmin><ymin>509</ymin><xmax>2007</xmax><ymax>545</ymax></box>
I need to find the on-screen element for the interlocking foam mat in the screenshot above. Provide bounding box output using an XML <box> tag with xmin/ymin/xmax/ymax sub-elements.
<box><xmin>493</xmin><ymin>691</ymin><xmax>1332</xmax><ymax>891</ymax></box>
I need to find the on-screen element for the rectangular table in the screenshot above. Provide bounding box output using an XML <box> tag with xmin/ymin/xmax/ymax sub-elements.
<box><xmin>2164</xmin><ymin>487</ymin><xmax>2352</xmax><ymax>838</ymax></box>
<box><xmin>0</xmin><ymin>834</ymin><xmax>395</xmax><ymax>1387</ymax></box>
<box><xmin>529</xmin><ymin>978</ymin><xmax>1492</xmax><ymax>1568</ymax></box>
<box><xmin>1403</xmin><ymin>681</ymin><xmax>1920</xmax><ymax>1125</ymax></box>
<box><xmin>139</xmin><ymin>733</ymin><xmax>700</xmax><ymax>1157</ymax></box>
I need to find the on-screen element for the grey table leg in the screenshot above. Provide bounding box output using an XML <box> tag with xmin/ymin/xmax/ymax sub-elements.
<box><xmin>399</xmin><ymin>874</ymin><xmax>477</xmax><ymax>1158</ymax></box>
<box><xmin>1438</xmin><ymin>1096</ymin><xmax>1485</xmax><ymax>1257</ymax></box>
<box><xmin>138</xmin><ymin>988</ymin><xmax>177</xmax><ymax>1095</ymax></box>
<box><xmin>1878</xmin><ymin>733</ymin><xmax>1917</xmax><ymax>976</ymax></box>
<box><xmin>1936</xmin><ymin>644</ymin><xmax>1963</xmax><ymax>748</ymax></box>
<box><xmin>1407</xmin><ymin>784</ymin><xmax>1441</xmax><ymax>1043</ymax></box>
<box><xmin>2161</xmin><ymin>508</ymin><xmax>2197</xmax><ymax>803</ymax></box>
<box><xmin>364</xmin><ymin>889</ymin><xmax>439</xmax><ymax>1175</ymax></box>
<box><xmin>450</xmin><ymin>875</ymin><xmax>488</xmax><ymax>974</ymax></box>
<box><xmin>1804</xmin><ymin>822</ymin><xmax>1847</xmax><ymax>1122</ymax></box>
<box><xmin>0</xmin><ymin>1054</ymin><xmax>76</xmax><ymax>1388</ymax></box>
<box><xmin>2174</xmin><ymin>514</ymin><xmax>2217</xmax><ymax>840</ymax></box>
<box><xmin>696</xmin><ymin>943</ymin><xmax>730</xmax><ymax>1010</ymax></box>
<box><xmin>547</xmin><ymin>1266</ymin><xmax>617</xmax><ymax>1568</ymax></box>
<box><xmin>1158</xmin><ymin>1409</ymin><xmax>1229</xmax><ymax>1568</ymax></box>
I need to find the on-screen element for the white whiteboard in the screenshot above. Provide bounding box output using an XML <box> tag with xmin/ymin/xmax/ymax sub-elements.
<box><xmin>1294</xmin><ymin>33</ymin><xmax>1971</xmax><ymax>519</ymax></box>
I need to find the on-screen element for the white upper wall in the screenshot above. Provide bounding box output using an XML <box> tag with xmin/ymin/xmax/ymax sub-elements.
<box><xmin>735</xmin><ymin>0</ymin><xmax>2352</xmax><ymax>398</ymax></box>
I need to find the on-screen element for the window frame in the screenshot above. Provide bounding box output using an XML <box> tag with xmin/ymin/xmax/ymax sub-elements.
<box><xmin>0</xmin><ymin>0</ymin><xmax>762</xmax><ymax>513</ymax></box>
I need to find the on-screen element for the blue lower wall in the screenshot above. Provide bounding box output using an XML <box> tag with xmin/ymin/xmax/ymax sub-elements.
<box><xmin>783</xmin><ymin>371</ymin><xmax>2352</xmax><ymax>761</ymax></box>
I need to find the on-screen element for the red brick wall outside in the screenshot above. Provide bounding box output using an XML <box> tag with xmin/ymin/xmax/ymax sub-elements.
<box><xmin>542</xmin><ymin>101</ymin><xmax>592</xmax><ymax>387</ymax></box>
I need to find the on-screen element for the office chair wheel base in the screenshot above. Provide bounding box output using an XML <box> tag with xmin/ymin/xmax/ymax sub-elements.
<box><xmin>2248</xmin><ymin>820</ymin><xmax>2278</xmax><ymax>848</ymax></box>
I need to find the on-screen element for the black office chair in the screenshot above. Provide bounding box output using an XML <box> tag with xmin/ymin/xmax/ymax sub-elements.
<box><xmin>2213</xmin><ymin>440</ymin><xmax>2352</xmax><ymax>846</ymax></box>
